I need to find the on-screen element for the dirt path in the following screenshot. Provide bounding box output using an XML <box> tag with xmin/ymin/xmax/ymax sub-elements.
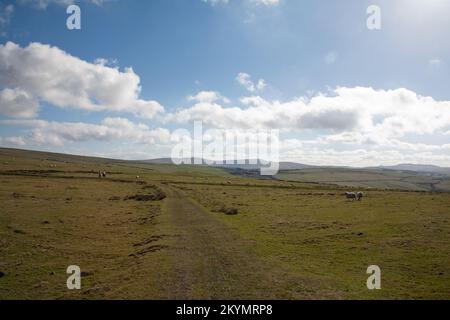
<box><xmin>161</xmin><ymin>185</ymin><xmax>331</xmax><ymax>299</ymax></box>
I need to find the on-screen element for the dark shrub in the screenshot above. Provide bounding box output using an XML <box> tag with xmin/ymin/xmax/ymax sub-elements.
<box><xmin>124</xmin><ymin>190</ymin><xmax>166</xmax><ymax>201</ymax></box>
<box><xmin>153</xmin><ymin>191</ymin><xmax>166</xmax><ymax>201</ymax></box>
<box><xmin>219</xmin><ymin>207</ymin><xmax>238</xmax><ymax>215</ymax></box>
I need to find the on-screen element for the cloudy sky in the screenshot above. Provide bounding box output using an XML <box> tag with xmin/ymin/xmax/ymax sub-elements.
<box><xmin>0</xmin><ymin>0</ymin><xmax>450</xmax><ymax>166</ymax></box>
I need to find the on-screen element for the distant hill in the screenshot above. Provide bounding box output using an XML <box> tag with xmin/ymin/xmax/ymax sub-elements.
<box><xmin>374</xmin><ymin>164</ymin><xmax>450</xmax><ymax>175</ymax></box>
<box><xmin>144</xmin><ymin>158</ymin><xmax>450</xmax><ymax>175</ymax></box>
<box><xmin>143</xmin><ymin>158</ymin><xmax>311</xmax><ymax>170</ymax></box>
<box><xmin>142</xmin><ymin>158</ymin><xmax>179</xmax><ymax>165</ymax></box>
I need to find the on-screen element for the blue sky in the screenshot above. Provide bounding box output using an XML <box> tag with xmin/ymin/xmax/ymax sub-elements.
<box><xmin>1</xmin><ymin>0</ymin><xmax>450</xmax><ymax>166</ymax></box>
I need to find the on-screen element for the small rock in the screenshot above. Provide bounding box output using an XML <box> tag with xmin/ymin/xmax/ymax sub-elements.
<box><xmin>0</xmin><ymin>271</ymin><xmax>5</xmax><ymax>278</ymax></box>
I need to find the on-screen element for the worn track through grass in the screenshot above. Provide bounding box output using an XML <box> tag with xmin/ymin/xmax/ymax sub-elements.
<box><xmin>162</xmin><ymin>185</ymin><xmax>341</xmax><ymax>299</ymax></box>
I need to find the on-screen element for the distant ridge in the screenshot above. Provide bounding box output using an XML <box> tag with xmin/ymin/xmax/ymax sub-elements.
<box><xmin>374</xmin><ymin>164</ymin><xmax>450</xmax><ymax>175</ymax></box>
<box><xmin>142</xmin><ymin>158</ymin><xmax>311</xmax><ymax>170</ymax></box>
<box><xmin>1</xmin><ymin>148</ymin><xmax>449</xmax><ymax>175</ymax></box>
<box><xmin>142</xmin><ymin>158</ymin><xmax>177</xmax><ymax>165</ymax></box>
<box><xmin>143</xmin><ymin>157</ymin><xmax>450</xmax><ymax>175</ymax></box>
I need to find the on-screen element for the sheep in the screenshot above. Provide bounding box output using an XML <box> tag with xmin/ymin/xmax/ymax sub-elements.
<box><xmin>356</xmin><ymin>192</ymin><xmax>364</xmax><ymax>201</ymax></box>
<box><xmin>345</xmin><ymin>192</ymin><xmax>357</xmax><ymax>200</ymax></box>
<box><xmin>345</xmin><ymin>191</ymin><xmax>365</xmax><ymax>201</ymax></box>
<box><xmin>98</xmin><ymin>171</ymin><xmax>107</xmax><ymax>178</ymax></box>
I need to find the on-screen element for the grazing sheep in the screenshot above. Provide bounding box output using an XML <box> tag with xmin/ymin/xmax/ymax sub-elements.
<box><xmin>102</xmin><ymin>171</ymin><xmax>107</xmax><ymax>178</ymax></box>
<box><xmin>98</xmin><ymin>171</ymin><xmax>102</xmax><ymax>178</ymax></box>
<box><xmin>136</xmin><ymin>175</ymin><xmax>140</xmax><ymax>180</ymax></box>
<box><xmin>345</xmin><ymin>192</ymin><xmax>357</xmax><ymax>200</ymax></box>
<box><xmin>356</xmin><ymin>192</ymin><xmax>364</xmax><ymax>201</ymax></box>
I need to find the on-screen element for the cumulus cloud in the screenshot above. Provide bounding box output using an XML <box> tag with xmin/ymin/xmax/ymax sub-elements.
<box><xmin>280</xmin><ymin>143</ymin><xmax>450</xmax><ymax>167</ymax></box>
<box><xmin>166</xmin><ymin>87</ymin><xmax>450</xmax><ymax>138</ymax></box>
<box><xmin>0</xmin><ymin>117</ymin><xmax>171</xmax><ymax>147</ymax></box>
<box><xmin>0</xmin><ymin>88</ymin><xmax>39</xmax><ymax>118</ymax></box>
<box><xmin>0</xmin><ymin>136</ymin><xmax>26</xmax><ymax>146</ymax></box>
<box><xmin>187</xmin><ymin>91</ymin><xmax>230</xmax><ymax>104</ymax></box>
<box><xmin>163</xmin><ymin>84</ymin><xmax>450</xmax><ymax>166</ymax></box>
<box><xmin>94</xmin><ymin>57</ymin><xmax>119</xmax><ymax>67</ymax></box>
<box><xmin>236</xmin><ymin>72</ymin><xmax>267</xmax><ymax>92</ymax></box>
<box><xmin>277</xmin><ymin>133</ymin><xmax>450</xmax><ymax>167</ymax></box>
<box><xmin>0</xmin><ymin>42</ymin><xmax>164</xmax><ymax>118</ymax></box>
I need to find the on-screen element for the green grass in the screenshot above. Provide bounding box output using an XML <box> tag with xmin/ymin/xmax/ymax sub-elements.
<box><xmin>275</xmin><ymin>168</ymin><xmax>450</xmax><ymax>192</ymax></box>
<box><xmin>0</xmin><ymin>147</ymin><xmax>449</xmax><ymax>299</ymax></box>
<box><xmin>180</xmin><ymin>184</ymin><xmax>450</xmax><ymax>299</ymax></box>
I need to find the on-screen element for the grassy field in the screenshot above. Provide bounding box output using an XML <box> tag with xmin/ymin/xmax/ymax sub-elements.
<box><xmin>0</xmin><ymin>148</ymin><xmax>449</xmax><ymax>299</ymax></box>
<box><xmin>275</xmin><ymin>168</ymin><xmax>450</xmax><ymax>192</ymax></box>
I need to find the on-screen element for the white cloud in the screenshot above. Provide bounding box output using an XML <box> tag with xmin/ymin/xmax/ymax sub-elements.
<box><xmin>0</xmin><ymin>88</ymin><xmax>39</xmax><ymax>118</ymax></box>
<box><xmin>166</xmin><ymin>87</ymin><xmax>450</xmax><ymax>137</ymax></box>
<box><xmin>256</xmin><ymin>79</ymin><xmax>267</xmax><ymax>91</ymax></box>
<box><xmin>94</xmin><ymin>57</ymin><xmax>119</xmax><ymax>67</ymax></box>
<box><xmin>187</xmin><ymin>91</ymin><xmax>230</xmax><ymax>104</ymax></box>
<box><xmin>161</xmin><ymin>86</ymin><xmax>450</xmax><ymax>166</ymax></box>
<box><xmin>279</xmin><ymin>142</ymin><xmax>450</xmax><ymax>168</ymax></box>
<box><xmin>0</xmin><ymin>117</ymin><xmax>171</xmax><ymax>147</ymax></box>
<box><xmin>0</xmin><ymin>42</ymin><xmax>164</xmax><ymax>119</ymax></box>
<box><xmin>0</xmin><ymin>136</ymin><xmax>26</xmax><ymax>146</ymax></box>
<box><xmin>236</xmin><ymin>72</ymin><xmax>267</xmax><ymax>92</ymax></box>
